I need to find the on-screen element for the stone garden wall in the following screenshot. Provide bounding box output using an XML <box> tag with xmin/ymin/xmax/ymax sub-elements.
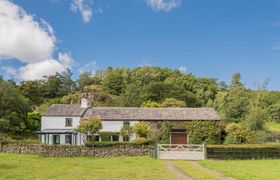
<box><xmin>0</xmin><ymin>142</ymin><xmax>151</xmax><ymax>157</ymax></box>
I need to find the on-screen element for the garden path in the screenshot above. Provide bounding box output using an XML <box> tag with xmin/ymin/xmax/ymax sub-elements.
<box><xmin>166</xmin><ymin>161</ymin><xmax>194</xmax><ymax>180</ymax></box>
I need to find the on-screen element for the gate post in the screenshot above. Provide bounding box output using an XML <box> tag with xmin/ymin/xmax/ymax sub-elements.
<box><xmin>156</xmin><ymin>143</ymin><xmax>159</xmax><ymax>159</ymax></box>
<box><xmin>203</xmin><ymin>143</ymin><xmax>207</xmax><ymax>159</ymax></box>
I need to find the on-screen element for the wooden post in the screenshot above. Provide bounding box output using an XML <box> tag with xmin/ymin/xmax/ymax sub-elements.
<box><xmin>0</xmin><ymin>141</ymin><xmax>2</xmax><ymax>152</ymax></box>
<box><xmin>156</xmin><ymin>143</ymin><xmax>159</xmax><ymax>159</ymax></box>
<box><xmin>203</xmin><ymin>143</ymin><xmax>207</xmax><ymax>160</ymax></box>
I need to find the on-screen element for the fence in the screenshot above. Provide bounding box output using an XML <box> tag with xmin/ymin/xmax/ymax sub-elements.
<box><xmin>156</xmin><ymin>144</ymin><xmax>206</xmax><ymax>160</ymax></box>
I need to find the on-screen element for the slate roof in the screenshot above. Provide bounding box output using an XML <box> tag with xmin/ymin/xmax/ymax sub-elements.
<box><xmin>43</xmin><ymin>104</ymin><xmax>88</xmax><ymax>117</ymax></box>
<box><xmin>83</xmin><ymin>107</ymin><xmax>220</xmax><ymax>121</ymax></box>
<box><xmin>43</xmin><ymin>105</ymin><xmax>220</xmax><ymax>121</ymax></box>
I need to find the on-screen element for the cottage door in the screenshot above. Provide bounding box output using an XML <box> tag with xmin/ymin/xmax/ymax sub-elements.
<box><xmin>171</xmin><ymin>133</ymin><xmax>187</xmax><ymax>144</ymax></box>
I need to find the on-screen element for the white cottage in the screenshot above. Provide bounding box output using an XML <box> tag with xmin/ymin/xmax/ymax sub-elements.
<box><xmin>39</xmin><ymin>98</ymin><xmax>220</xmax><ymax>145</ymax></box>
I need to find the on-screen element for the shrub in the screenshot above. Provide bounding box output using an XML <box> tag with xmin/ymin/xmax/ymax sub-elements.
<box><xmin>224</xmin><ymin>123</ymin><xmax>256</xmax><ymax>144</ymax></box>
<box><xmin>120</xmin><ymin>125</ymin><xmax>134</xmax><ymax>137</ymax></box>
<box><xmin>99</xmin><ymin>132</ymin><xmax>119</xmax><ymax>141</ymax></box>
<box><xmin>85</xmin><ymin>140</ymin><xmax>154</xmax><ymax>147</ymax></box>
<box><xmin>75</xmin><ymin>116</ymin><xmax>102</xmax><ymax>143</ymax></box>
<box><xmin>0</xmin><ymin>133</ymin><xmax>13</xmax><ymax>143</ymax></box>
<box><xmin>154</xmin><ymin>121</ymin><xmax>171</xmax><ymax>143</ymax></box>
<box><xmin>132</xmin><ymin>137</ymin><xmax>147</xmax><ymax>143</ymax></box>
<box><xmin>133</xmin><ymin>122</ymin><xmax>152</xmax><ymax>138</ymax></box>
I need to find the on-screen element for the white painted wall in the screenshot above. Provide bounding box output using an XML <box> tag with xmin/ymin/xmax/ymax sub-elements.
<box><xmin>41</xmin><ymin>117</ymin><xmax>139</xmax><ymax>144</ymax></box>
<box><xmin>41</xmin><ymin>116</ymin><xmax>81</xmax><ymax>130</ymax></box>
<box><xmin>100</xmin><ymin>121</ymin><xmax>138</xmax><ymax>132</ymax></box>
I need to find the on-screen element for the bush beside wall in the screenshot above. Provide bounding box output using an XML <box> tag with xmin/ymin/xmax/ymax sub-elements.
<box><xmin>207</xmin><ymin>144</ymin><xmax>280</xmax><ymax>160</ymax></box>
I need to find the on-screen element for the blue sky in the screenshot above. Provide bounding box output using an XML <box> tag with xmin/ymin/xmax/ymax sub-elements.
<box><xmin>1</xmin><ymin>0</ymin><xmax>280</xmax><ymax>90</ymax></box>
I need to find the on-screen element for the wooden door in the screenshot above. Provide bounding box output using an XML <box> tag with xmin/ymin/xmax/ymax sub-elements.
<box><xmin>171</xmin><ymin>133</ymin><xmax>187</xmax><ymax>144</ymax></box>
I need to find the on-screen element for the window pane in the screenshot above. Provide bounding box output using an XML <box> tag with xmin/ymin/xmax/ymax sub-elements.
<box><xmin>53</xmin><ymin>135</ymin><xmax>60</xmax><ymax>144</ymax></box>
<box><xmin>94</xmin><ymin>135</ymin><xmax>100</xmax><ymax>142</ymax></box>
<box><xmin>65</xmin><ymin>135</ymin><xmax>71</xmax><ymax>144</ymax></box>
<box><xmin>112</xmin><ymin>135</ymin><xmax>119</xmax><ymax>142</ymax></box>
<box><xmin>65</xmin><ymin>118</ymin><xmax>73</xmax><ymax>127</ymax></box>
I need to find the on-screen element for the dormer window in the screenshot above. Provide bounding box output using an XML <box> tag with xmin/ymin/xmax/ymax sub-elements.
<box><xmin>65</xmin><ymin>118</ymin><xmax>73</xmax><ymax>127</ymax></box>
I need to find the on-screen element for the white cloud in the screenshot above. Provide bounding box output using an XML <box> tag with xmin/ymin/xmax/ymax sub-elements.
<box><xmin>0</xmin><ymin>0</ymin><xmax>56</xmax><ymax>63</ymax></box>
<box><xmin>19</xmin><ymin>53</ymin><xmax>73</xmax><ymax>81</ymax></box>
<box><xmin>70</xmin><ymin>0</ymin><xmax>93</xmax><ymax>23</ymax></box>
<box><xmin>78</xmin><ymin>61</ymin><xmax>98</xmax><ymax>75</ymax></box>
<box><xmin>178</xmin><ymin>66</ymin><xmax>187</xmax><ymax>73</ymax></box>
<box><xmin>0</xmin><ymin>1</ymin><xmax>74</xmax><ymax>81</ymax></box>
<box><xmin>145</xmin><ymin>0</ymin><xmax>181</xmax><ymax>12</ymax></box>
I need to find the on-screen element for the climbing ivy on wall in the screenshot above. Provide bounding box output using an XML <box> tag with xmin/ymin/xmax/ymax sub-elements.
<box><xmin>181</xmin><ymin>121</ymin><xmax>221</xmax><ymax>144</ymax></box>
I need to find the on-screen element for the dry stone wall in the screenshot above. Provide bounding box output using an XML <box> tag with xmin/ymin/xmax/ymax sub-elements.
<box><xmin>0</xmin><ymin>142</ymin><xmax>151</xmax><ymax>158</ymax></box>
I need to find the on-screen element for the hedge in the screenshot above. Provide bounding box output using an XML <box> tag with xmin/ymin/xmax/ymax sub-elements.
<box><xmin>207</xmin><ymin>143</ymin><xmax>280</xmax><ymax>160</ymax></box>
<box><xmin>99</xmin><ymin>132</ymin><xmax>119</xmax><ymax>141</ymax></box>
<box><xmin>85</xmin><ymin>140</ymin><xmax>154</xmax><ymax>147</ymax></box>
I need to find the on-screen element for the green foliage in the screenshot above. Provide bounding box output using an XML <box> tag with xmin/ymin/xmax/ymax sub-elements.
<box><xmin>85</xmin><ymin>140</ymin><xmax>154</xmax><ymax>147</ymax></box>
<box><xmin>25</xmin><ymin>112</ymin><xmax>41</xmax><ymax>133</ymax></box>
<box><xmin>264</xmin><ymin>121</ymin><xmax>280</xmax><ymax>133</ymax></box>
<box><xmin>75</xmin><ymin>116</ymin><xmax>102</xmax><ymax>136</ymax></box>
<box><xmin>120</xmin><ymin>125</ymin><xmax>134</xmax><ymax>137</ymax></box>
<box><xmin>0</xmin><ymin>133</ymin><xmax>12</xmax><ymax>143</ymax></box>
<box><xmin>243</xmin><ymin>107</ymin><xmax>267</xmax><ymax>131</ymax></box>
<box><xmin>99</xmin><ymin>132</ymin><xmax>119</xmax><ymax>141</ymax></box>
<box><xmin>269</xmin><ymin>103</ymin><xmax>280</xmax><ymax>122</ymax></box>
<box><xmin>224</xmin><ymin>123</ymin><xmax>256</xmax><ymax>144</ymax></box>
<box><xmin>102</xmin><ymin>67</ymin><xmax>129</xmax><ymax>95</ymax></box>
<box><xmin>0</xmin><ymin>118</ymin><xmax>10</xmax><ymax>133</ymax></box>
<box><xmin>222</xmin><ymin>87</ymin><xmax>251</xmax><ymax>122</ymax></box>
<box><xmin>183</xmin><ymin>121</ymin><xmax>220</xmax><ymax>144</ymax></box>
<box><xmin>141</xmin><ymin>98</ymin><xmax>186</xmax><ymax>108</ymax></box>
<box><xmin>132</xmin><ymin>137</ymin><xmax>147</xmax><ymax>143</ymax></box>
<box><xmin>231</xmin><ymin>72</ymin><xmax>243</xmax><ymax>88</ymax></box>
<box><xmin>154</xmin><ymin>121</ymin><xmax>171</xmax><ymax>143</ymax></box>
<box><xmin>77</xmin><ymin>72</ymin><xmax>101</xmax><ymax>90</ymax></box>
<box><xmin>161</xmin><ymin>98</ymin><xmax>186</xmax><ymax>107</ymax></box>
<box><xmin>141</xmin><ymin>100</ymin><xmax>161</xmax><ymax>107</ymax></box>
<box><xmin>0</xmin><ymin>80</ymin><xmax>31</xmax><ymax>134</ymax></box>
<box><xmin>18</xmin><ymin>80</ymin><xmax>45</xmax><ymax>105</ymax></box>
<box><xmin>133</xmin><ymin>122</ymin><xmax>152</xmax><ymax>138</ymax></box>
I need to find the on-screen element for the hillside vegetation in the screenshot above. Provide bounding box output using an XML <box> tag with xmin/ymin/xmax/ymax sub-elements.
<box><xmin>1</xmin><ymin>66</ymin><xmax>280</xmax><ymax>143</ymax></box>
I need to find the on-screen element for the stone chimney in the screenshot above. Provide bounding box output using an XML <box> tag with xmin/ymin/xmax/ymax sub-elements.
<box><xmin>81</xmin><ymin>98</ymin><xmax>91</xmax><ymax>108</ymax></box>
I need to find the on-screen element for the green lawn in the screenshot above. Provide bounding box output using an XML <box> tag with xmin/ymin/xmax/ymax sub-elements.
<box><xmin>173</xmin><ymin>161</ymin><xmax>218</xmax><ymax>180</ymax></box>
<box><xmin>3</xmin><ymin>153</ymin><xmax>280</xmax><ymax>180</ymax></box>
<box><xmin>200</xmin><ymin>159</ymin><xmax>280</xmax><ymax>180</ymax></box>
<box><xmin>0</xmin><ymin>153</ymin><xmax>173</xmax><ymax>180</ymax></box>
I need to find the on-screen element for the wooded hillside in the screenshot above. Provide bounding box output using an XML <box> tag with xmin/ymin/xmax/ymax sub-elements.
<box><xmin>1</xmin><ymin>66</ymin><xmax>280</xmax><ymax>143</ymax></box>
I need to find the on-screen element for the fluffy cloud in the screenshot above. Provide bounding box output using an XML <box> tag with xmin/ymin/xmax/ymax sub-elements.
<box><xmin>0</xmin><ymin>0</ymin><xmax>56</xmax><ymax>63</ymax></box>
<box><xmin>145</xmin><ymin>0</ymin><xmax>181</xmax><ymax>12</ymax></box>
<box><xmin>0</xmin><ymin>0</ymin><xmax>73</xmax><ymax>81</ymax></box>
<box><xmin>19</xmin><ymin>53</ymin><xmax>73</xmax><ymax>81</ymax></box>
<box><xmin>70</xmin><ymin>0</ymin><xmax>93</xmax><ymax>23</ymax></box>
